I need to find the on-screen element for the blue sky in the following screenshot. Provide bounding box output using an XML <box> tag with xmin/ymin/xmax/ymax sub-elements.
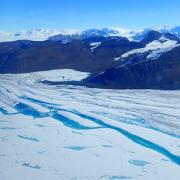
<box><xmin>0</xmin><ymin>0</ymin><xmax>179</xmax><ymax>31</ymax></box>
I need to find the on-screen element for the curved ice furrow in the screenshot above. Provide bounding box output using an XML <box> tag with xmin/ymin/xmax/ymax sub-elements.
<box><xmin>107</xmin><ymin>96</ymin><xmax>180</xmax><ymax>111</ymax></box>
<box><xmin>20</xmin><ymin>96</ymin><xmax>63</xmax><ymax>107</ymax></box>
<box><xmin>21</xmin><ymin>96</ymin><xmax>149</xmax><ymax>126</ymax></box>
<box><xmin>0</xmin><ymin>75</ymin><xmax>52</xmax><ymax>101</ymax></box>
<box><xmin>1</xmin><ymin>77</ymin><xmax>179</xmax><ymax>137</ymax></box>
<box><xmin>106</xmin><ymin>91</ymin><xmax>180</xmax><ymax>103</ymax></box>
<box><xmin>55</xmin><ymin>92</ymin><xmax>180</xmax><ymax>119</ymax></box>
<box><xmin>90</xmin><ymin>110</ymin><xmax>180</xmax><ymax>138</ymax></box>
<box><xmin>87</xmin><ymin>94</ymin><xmax>180</xmax><ymax>117</ymax></box>
<box><xmin>21</xmin><ymin>94</ymin><xmax>180</xmax><ymax>137</ymax></box>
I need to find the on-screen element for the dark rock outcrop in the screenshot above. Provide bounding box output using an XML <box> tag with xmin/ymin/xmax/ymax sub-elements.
<box><xmin>84</xmin><ymin>46</ymin><xmax>180</xmax><ymax>89</ymax></box>
<box><xmin>0</xmin><ymin>37</ymin><xmax>142</xmax><ymax>74</ymax></box>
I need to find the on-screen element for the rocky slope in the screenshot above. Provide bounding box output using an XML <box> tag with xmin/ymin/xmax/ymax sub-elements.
<box><xmin>0</xmin><ymin>36</ymin><xmax>142</xmax><ymax>73</ymax></box>
<box><xmin>84</xmin><ymin>32</ymin><xmax>180</xmax><ymax>89</ymax></box>
<box><xmin>0</xmin><ymin>30</ymin><xmax>180</xmax><ymax>89</ymax></box>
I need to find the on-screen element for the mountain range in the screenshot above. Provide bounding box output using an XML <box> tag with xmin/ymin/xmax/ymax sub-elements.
<box><xmin>0</xmin><ymin>26</ymin><xmax>180</xmax><ymax>89</ymax></box>
<box><xmin>1</xmin><ymin>26</ymin><xmax>180</xmax><ymax>42</ymax></box>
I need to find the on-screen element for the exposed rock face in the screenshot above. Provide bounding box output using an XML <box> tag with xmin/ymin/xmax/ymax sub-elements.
<box><xmin>0</xmin><ymin>37</ymin><xmax>142</xmax><ymax>74</ymax></box>
<box><xmin>84</xmin><ymin>46</ymin><xmax>180</xmax><ymax>89</ymax></box>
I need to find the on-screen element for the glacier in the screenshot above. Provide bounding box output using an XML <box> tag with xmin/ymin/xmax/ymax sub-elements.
<box><xmin>0</xmin><ymin>69</ymin><xmax>180</xmax><ymax>180</ymax></box>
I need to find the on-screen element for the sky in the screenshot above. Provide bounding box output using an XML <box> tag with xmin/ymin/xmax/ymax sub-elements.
<box><xmin>0</xmin><ymin>0</ymin><xmax>180</xmax><ymax>31</ymax></box>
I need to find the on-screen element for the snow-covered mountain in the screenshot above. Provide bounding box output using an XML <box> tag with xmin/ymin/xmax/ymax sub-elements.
<box><xmin>47</xmin><ymin>28</ymin><xmax>136</xmax><ymax>43</ymax></box>
<box><xmin>119</xmin><ymin>31</ymin><xmax>180</xmax><ymax>61</ymax></box>
<box><xmin>85</xmin><ymin>30</ymin><xmax>180</xmax><ymax>89</ymax></box>
<box><xmin>0</xmin><ymin>26</ymin><xmax>180</xmax><ymax>42</ymax></box>
<box><xmin>171</xmin><ymin>26</ymin><xmax>180</xmax><ymax>37</ymax></box>
<box><xmin>0</xmin><ymin>28</ymin><xmax>80</xmax><ymax>42</ymax></box>
<box><xmin>132</xmin><ymin>26</ymin><xmax>180</xmax><ymax>41</ymax></box>
<box><xmin>0</xmin><ymin>27</ymin><xmax>147</xmax><ymax>42</ymax></box>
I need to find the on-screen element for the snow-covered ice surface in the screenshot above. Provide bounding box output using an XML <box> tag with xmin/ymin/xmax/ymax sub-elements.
<box><xmin>31</xmin><ymin>69</ymin><xmax>90</xmax><ymax>82</ymax></box>
<box><xmin>0</xmin><ymin>69</ymin><xmax>180</xmax><ymax>180</ymax></box>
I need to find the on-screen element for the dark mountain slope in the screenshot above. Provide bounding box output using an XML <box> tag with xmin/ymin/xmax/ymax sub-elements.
<box><xmin>84</xmin><ymin>46</ymin><xmax>180</xmax><ymax>89</ymax></box>
<box><xmin>0</xmin><ymin>37</ymin><xmax>143</xmax><ymax>74</ymax></box>
<box><xmin>1</xmin><ymin>30</ymin><xmax>180</xmax><ymax>90</ymax></box>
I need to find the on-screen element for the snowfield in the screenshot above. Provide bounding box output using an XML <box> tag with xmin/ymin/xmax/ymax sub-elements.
<box><xmin>120</xmin><ymin>37</ymin><xmax>180</xmax><ymax>60</ymax></box>
<box><xmin>0</xmin><ymin>69</ymin><xmax>180</xmax><ymax>180</ymax></box>
<box><xmin>90</xmin><ymin>42</ymin><xmax>102</xmax><ymax>53</ymax></box>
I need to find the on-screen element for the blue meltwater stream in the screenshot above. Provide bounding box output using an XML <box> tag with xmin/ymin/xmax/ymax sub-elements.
<box><xmin>11</xmin><ymin>96</ymin><xmax>180</xmax><ymax>166</ymax></box>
